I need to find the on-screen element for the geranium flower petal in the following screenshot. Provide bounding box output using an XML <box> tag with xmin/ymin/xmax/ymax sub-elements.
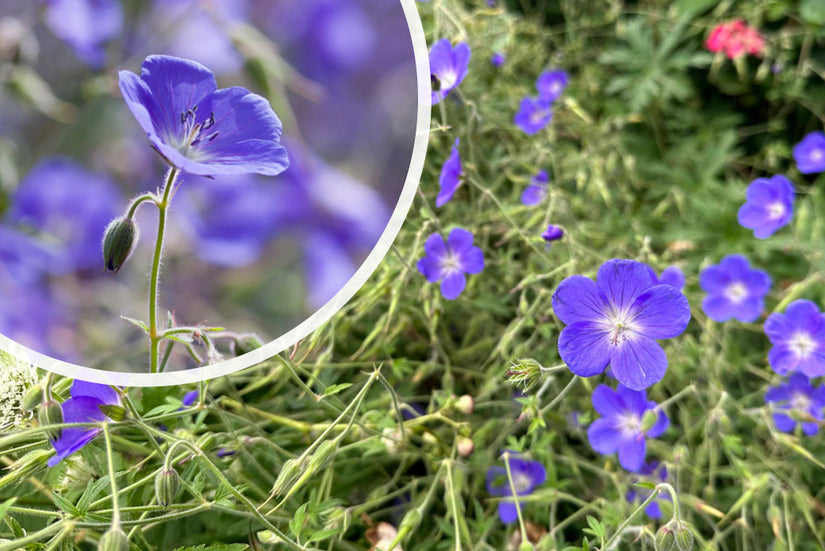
<box><xmin>618</xmin><ymin>439</ymin><xmax>646</xmax><ymax>472</ymax></box>
<box><xmin>610</xmin><ymin>335</ymin><xmax>667</xmax><ymax>391</ymax></box>
<box><xmin>596</xmin><ymin>259</ymin><xmax>657</xmax><ymax>313</ymax></box>
<box><xmin>552</xmin><ymin>275</ymin><xmax>605</xmax><ymax>325</ymax></box>
<box><xmin>558</xmin><ymin>322</ymin><xmax>611</xmax><ymax>377</ymax></box>
<box><xmin>632</xmin><ymin>285</ymin><xmax>691</xmax><ymax>339</ymax></box>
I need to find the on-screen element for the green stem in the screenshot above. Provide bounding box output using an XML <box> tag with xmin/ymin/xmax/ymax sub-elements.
<box><xmin>503</xmin><ymin>452</ymin><xmax>529</xmax><ymax>546</ymax></box>
<box><xmin>102</xmin><ymin>424</ymin><xmax>121</xmax><ymax>527</ymax></box>
<box><xmin>126</xmin><ymin>193</ymin><xmax>157</xmax><ymax>219</ymax></box>
<box><xmin>149</xmin><ymin>167</ymin><xmax>179</xmax><ymax>374</ymax></box>
<box><xmin>600</xmin><ymin>484</ymin><xmax>664</xmax><ymax>550</ymax></box>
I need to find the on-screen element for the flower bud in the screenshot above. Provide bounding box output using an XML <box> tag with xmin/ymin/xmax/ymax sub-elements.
<box><xmin>506</xmin><ymin>358</ymin><xmax>542</xmax><ymax>391</ymax></box>
<box><xmin>102</xmin><ymin>216</ymin><xmax>138</xmax><ymax>273</ymax></box>
<box><xmin>457</xmin><ymin>436</ymin><xmax>474</xmax><ymax>458</ymax></box>
<box><xmin>655</xmin><ymin>520</ymin><xmax>695</xmax><ymax>551</ymax></box>
<box><xmin>271</xmin><ymin>458</ymin><xmax>302</xmax><ymax>496</ymax></box>
<box><xmin>196</xmin><ymin>432</ymin><xmax>217</xmax><ymax>453</ymax></box>
<box><xmin>641</xmin><ymin>409</ymin><xmax>659</xmax><ymax>432</ymax></box>
<box><xmin>98</xmin><ymin>527</ymin><xmax>130</xmax><ymax>551</ymax></box>
<box><xmin>21</xmin><ymin>384</ymin><xmax>43</xmax><ymax>411</ymax></box>
<box><xmin>37</xmin><ymin>400</ymin><xmax>63</xmax><ymax>441</ymax></box>
<box><xmin>232</xmin><ymin>333</ymin><xmax>264</xmax><ymax>356</ymax></box>
<box><xmin>399</xmin><ymin>507</ymin><xmax>422</xmax><ymax>532</ymax></box>
<box><xmin>154</xmin><ymin>468</ymin><xmax>180</xmax><ymax>508</ymax></box>
<box><xmin>518</xmin><ymin>543</ymin><xmax>535</xmax><ymax>551</ymax></box>
<box><xmin>454</xmin><ymin>394</ymin><xmax>474</xmax><ymax>415</ymax></box>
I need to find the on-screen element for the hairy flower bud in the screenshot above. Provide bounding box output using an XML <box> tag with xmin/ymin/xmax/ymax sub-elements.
<box><xmin>655</xmin><ymin>520</ymin><xmax>695</xmax><ymax>551</ymax></box>
<box><xmin>98</xmin><ymin>527</ymin><xmax>130</xmax><ymax>551</ymax></box>
<box><xmin>37</xmin><ymin>400</ymin><xmax>63</xmax><ymax>441</ymax></box>
<box><xmin>21</xmin><ymin>384</ymin><xmax>43</xmax><ymax>412</ymax></box>
<box><xmin>196</xmin><ymin>432</ymin><xmax>217</xmax><ymax>453</ymax></box>
<box><xmin>102</xmin><ymin>216</ymin><xmax>138</xmax><ymax>273</ymax></box>
<box><xmin>154</xmin><ymin>468</ymin><xmax>180</xmax><ymax>508</ymax></box>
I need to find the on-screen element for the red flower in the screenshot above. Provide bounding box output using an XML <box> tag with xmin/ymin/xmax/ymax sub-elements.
<box><xmin>705</xmin><ymin>20</ymin><xmax>765</xmax><ymax>59</ymax></box>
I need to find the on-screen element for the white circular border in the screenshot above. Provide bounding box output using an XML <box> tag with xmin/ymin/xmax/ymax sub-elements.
<box><xmin>0</xmin><ymin>0</ymin><xmax>431</xmax><ymax>387</ymax></box>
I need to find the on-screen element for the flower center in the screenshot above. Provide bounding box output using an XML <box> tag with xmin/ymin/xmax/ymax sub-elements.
<box><xmin>724</xmin><ymin>282</ymin><xmax>748</xmax><ymax>303</ymax></box>
<box><xmin>530</xmin><ymin>109</ymin><xmax>550</xmax><ymax>125</ymax></box>
<box><xmin>440</xmin><ymin>252</ymin><xmax>462</xmax><ymax>273</ymax></box>
<box><xmin>438</xmin><ymin>70</ymin><xmax>457</xmax><ymax>91</ymax></box>
<box><xmin>791</xmin><ymin>391</ymin><xmax>811</xmax><ymax>412</ymax></box>
<box><xmin>767</xmin><ymin>202</ymin><xmax>785</xmax><ymax>219</ymax></box>
<box><xmin>617</xmin><ymin>412</ymin><xmax>643</xmax><ymax>436</ymax></box>
<box><xmin>512</xmin><ymin>472</ymin><xmax>532</xmax><ymax>493</ymax></box>
<box><xmin>605</xmin><ymin>309</ymin><xmax>638</xmax><ymax>346</ymax></box>
<box><xmin>811</xmin><ymin>149</ymin><xmax>824</xmax><ymax>163</ymax></box>
<box><xmin>789</xmin><ymin>331</ymin><xmax>816</xmax><ymax>358</ymax></box>
<box><xmin>178</xmin><ymin>106</ymin><xmax>219</xmax><ymax>156</ymax></box>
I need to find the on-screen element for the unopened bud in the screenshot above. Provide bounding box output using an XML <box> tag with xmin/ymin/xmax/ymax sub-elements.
<box><xmin>196</xmin><ymin>432</ymin><xmax>216</xmax><ymax>453</ymax></box>
<box><xmin>271</xmin><ymin>458</ymin><xmax>302</xmax><ymax>496</ymax></box>
<box><xmin>641</xmin><ymin>409</ymin><xmax>659</xmax><ymax>432</ymax></box>
<box><xmin>233</xmin><ymin>333</ymin><xmax>264</xmax><ymax>356</ymax></box>
<box><xmin>154</xmin><ymin>468</ymin><xmax>180</xmax><ymax>508</ymax></box>
<box><xmin>456</xmin><ymin>436</ymin><xmax>474</xmax><ymax>457</ymax></box>
<box><xmin>38</xmin><ymin>400</ymin><xmax>63</xmax><ymax>441</ymax></box>
<box><xmin>399</xmin><ymin>507</ymin><xmax>422</xmax><ymax>532</ymax></box>
<box><xmin>98</xmin><ymin>527</ymin><xmax>129</xmax><ymax>551</ymax></box>
<box><xmin>102</xmin><ymin>216</ymin><xmax>138</xmax><ymax>273</ymax></box>
<box><xmin>21</xmin><ymin>384</ymin><xmax>43</xmax><ymax>411</ymax></box>
<box><xmin>454</xmin><ymin>394</ymin><xmax>474</xmax><ymax>415</ymax></box>
<box><xmin>308</xmin><ymin>440</ymin><xmax>336</xmax><ymax>471</ymax></box>
<box><xmin>518</xmin><ymin>543</ymin><xmax>535</xmax><ymax>551</ymax></box>
<box><xmin>655</xmin><ymin>520</ymin><xmax>695</xmax><ymax>551</ymax></box>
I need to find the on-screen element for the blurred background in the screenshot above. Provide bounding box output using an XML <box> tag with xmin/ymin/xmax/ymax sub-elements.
<box><xmin>0</xmin><ymin>0</ymin><xmax>418</xmax><ymax>372</ymax></box>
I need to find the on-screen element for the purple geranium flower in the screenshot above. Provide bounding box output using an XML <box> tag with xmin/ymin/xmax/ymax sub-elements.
<box><xmin>536</xmin><ymin>69</ymin><xmax>568</xmax><ymax>102</ymax></box>
<box><xmin>417</xmin><ymin>228</ymin><xmax>484</xmax><ymax>300</ymax></box>
<box><xmin>429</xmin><ymin>39</ymin><xmax>471</xmax><ymax>105</ymax></box>
<box><xmin>657</xmin><ymin>266</ymin><xmax>685</xmax><ymax>290</ymax></box>
<box><xmin>10</xmin><ymin>157</ymin><xmax>121</xmax><ymax>273</ymax></box>
<box><xmin>48</xmin><ymin>381</ymin><xmax>122</xmax><ymax>466</ymax></box>
<box><xmin>491</xmin><ymin>52</ymin><xmax>505</xmax><ymax>67</ymax></box>
<box><xmin>587</xmin><ymin>384</ymin><xmax>669</xmax><ymax>472</ymax></box>
<box><xmin>765</xmin><ymin>373</ymin><xmax>825</xmax><ymax>436</ymax></box>
<box><xmin>43</xmin><ymin>0</ymin><xmax>123</xmax><ymax>68</ymax></box>
<box><xmin>626</xmin><ymin>460</ymin><xmax>669</xmax><ymax>519</ymax></box>
<box><xmin>485</xmin><ymin>453</ymin><xmax>546</xmax><ymax>523</ymax></box>
<box><xmin>737</xmin><ymin>175</ymin><xmax>794</xmax><ymax>239</ymax></box>
<box><xmin>552</xmin><ymin>259</ymin><xmax>691</xmax><ymax>390</ymax></box>
<box><xmin>514</xmin><ymin>96</ymin><xmax>552</xmax><ymax>135</ymax></box>
<box><xmin>764</xmin><ymin>300</ymin><xmax>825</xmax><ymax>377</ymax></box>
<box><xmin>542</xmin><ymin>224</ymin><xmax>564</xmax><ymax>243</ymax></box>
<box><xmin>700</xmin><ymin>255</ymin><xmax>771</xmax><ymax>323</ymax></box>
<box><xmin>118</xmin><ymin>55</ymin><xmax>288</xmax><ymax>177</ymax></box>
<box><xmin>437</xmin><ymin>139</ymin><xmax>462</xmax><ymax>207</ymax></box>
<box><xmin>521</xmin><ymin>170</ymin><xmax>548</xmax><ymax>206</ymax></box>
<box><xmin>793</xmin><ymin>131</ymin><xmax>825</xmax><ymax>174</ymax></box>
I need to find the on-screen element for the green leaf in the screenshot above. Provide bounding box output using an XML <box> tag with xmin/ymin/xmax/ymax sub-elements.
<box><xmin>323</xmin><ymin>383</ymin><xmax>353</xmax><ymax>397</ymax></box>
<box><xmin>634</xmin><ymin>481</ymin><xmax>656</xmax><ymax>490</ymax></box>
<box><xmin>0</xmin><ymin>498</ymin><xmax>16</xmax><ymax>524</ymax></box>
<box><xmin>120</xmin><ymin>316</ymin><xmax>149</xmax><ymax>333</ymax></box>
<box><xmin>52</xmin><ymin>493</ymin><xmax>81</xmax><ymax>517</ymax></box>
